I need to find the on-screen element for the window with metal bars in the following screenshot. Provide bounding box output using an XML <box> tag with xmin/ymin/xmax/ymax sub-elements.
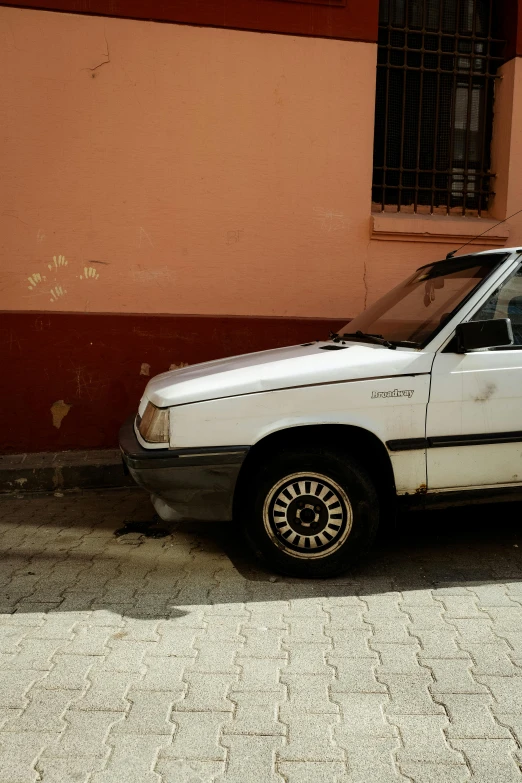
<box><xmin>372</xmin><ymin>0</ymin><xmax>504</xmax><ymax>216</ymax></box>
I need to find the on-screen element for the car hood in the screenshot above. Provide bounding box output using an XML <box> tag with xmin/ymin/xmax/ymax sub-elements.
<box><xmin>144</xmin><ymin>341</ymin><xmax>433</xmax><ymax>408</ymax></box>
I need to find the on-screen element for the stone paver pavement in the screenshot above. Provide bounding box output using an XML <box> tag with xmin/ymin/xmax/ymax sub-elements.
<box><xmin>1</xmin><ymin>488</ymin><xmax>522</xmax><ymax>782</ymax></box>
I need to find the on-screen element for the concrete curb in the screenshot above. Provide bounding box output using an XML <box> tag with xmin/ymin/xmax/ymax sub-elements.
<box><xmin>0</xmin><ymin>450</ymin><xmax>133</xmax><ymax>493</ymax></box>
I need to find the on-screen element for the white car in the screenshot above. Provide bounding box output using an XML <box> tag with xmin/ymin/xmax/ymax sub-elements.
<box><xmin>120</xmin><ymin>248</ymin><xmax>522</xmax><ymax>577</ymax></box>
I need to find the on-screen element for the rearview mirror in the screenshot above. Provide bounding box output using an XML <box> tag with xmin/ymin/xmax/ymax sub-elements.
<box><xmin>455</xmin><ymin>318</ymin><xmax>513</xmax><ymax>353</ymax></box>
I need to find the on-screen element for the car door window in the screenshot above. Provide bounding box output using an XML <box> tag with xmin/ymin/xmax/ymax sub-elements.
<box><xmin>471</xmin><ymin>262</ymin><xmax>522</xmax><ymax>345</ymax></box>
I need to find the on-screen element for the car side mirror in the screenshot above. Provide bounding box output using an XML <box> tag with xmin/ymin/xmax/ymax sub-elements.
<box><xmin>455</xmin><ymin>318</ymin><xmax>514</xmax><ymax>353</ymax></box>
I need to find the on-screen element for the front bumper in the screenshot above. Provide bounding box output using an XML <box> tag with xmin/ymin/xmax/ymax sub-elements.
<box><xmin>119</xmin><ymin>416</ymin><xmax>249</xmax><ymax>522</ymax></box>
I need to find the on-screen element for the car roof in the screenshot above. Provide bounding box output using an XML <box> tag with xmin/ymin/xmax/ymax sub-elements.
<box><xmin>417</xmin><ymin>248</ymin><xmax>520</xmax><ymax>272</ymax></box>
<box><xmin>469</xmin><ymin>246</ymin><xmax>522</xmax><ymax>255</ymax></box>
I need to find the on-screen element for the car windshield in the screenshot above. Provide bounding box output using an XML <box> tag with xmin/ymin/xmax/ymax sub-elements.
<box><xmin>339</xmin><ymin>253</ymin><xmax>510</xmax><ymax>347</ymax></box>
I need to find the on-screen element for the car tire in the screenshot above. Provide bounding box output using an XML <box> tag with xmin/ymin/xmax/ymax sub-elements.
<box><xmin>244</xmin><ymin>447</ymin><xmax>379</xmax><ymax>578</ymax></box>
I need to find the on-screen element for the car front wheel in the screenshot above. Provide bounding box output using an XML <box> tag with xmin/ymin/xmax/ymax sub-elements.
<box><xmin>245</xmin><ymin>447</ymin><xmax>379</xmax><ymax>578</ymax></box>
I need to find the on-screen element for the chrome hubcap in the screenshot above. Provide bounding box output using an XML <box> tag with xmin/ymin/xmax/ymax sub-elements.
<box><xmin>263</xmin><ymin>472</ymin><xmax>352</xmax><ymax>560</ymax></box>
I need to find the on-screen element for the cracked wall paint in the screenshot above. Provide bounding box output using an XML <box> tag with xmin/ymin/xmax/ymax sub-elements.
<box><xmin>51</xmin><ymin>400</ymin><xmax>72</xmax><ymax>429</ymax></box>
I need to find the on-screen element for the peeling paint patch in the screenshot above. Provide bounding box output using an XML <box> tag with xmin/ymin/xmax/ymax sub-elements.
<box><xmin>140</xmin><ymin>363</ymin><xmax>151</xmax><ymax>376</ymax></box>
<box><xmin>169</xmin><ymin>362</ymin><xmax>189</xmax><ymax>370</ymax></box>
<box><xmin>51</xmin><ymin>400</ymin><xmax>72</xmax><ymax>429</ymax></box>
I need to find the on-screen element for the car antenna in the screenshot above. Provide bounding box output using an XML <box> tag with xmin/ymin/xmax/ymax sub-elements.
<box><xmin>445</xmin><ymin>205</ymin><xmax>522</xmax><ymax>260</ymax></box>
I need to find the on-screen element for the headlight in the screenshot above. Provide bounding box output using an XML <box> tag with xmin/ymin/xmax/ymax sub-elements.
<box><xmin>138</xmin><ymin>402</ymin><xmax>170</xmax><ymax>443</ymax></box>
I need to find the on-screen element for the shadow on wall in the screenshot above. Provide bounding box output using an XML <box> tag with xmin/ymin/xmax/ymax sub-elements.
<box><xmin>1</xmin><ymin>487</ymin><xmax>521</xmax><ymax>621</ymax></box>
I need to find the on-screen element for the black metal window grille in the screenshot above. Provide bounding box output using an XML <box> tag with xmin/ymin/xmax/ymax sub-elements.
<box><xmin>372</xmin><ymin>0</ymin><xmax>505</xmax><ymax>216</ymax></box>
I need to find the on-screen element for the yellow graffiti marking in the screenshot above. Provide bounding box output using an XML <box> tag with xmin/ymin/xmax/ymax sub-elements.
<box><xmin>48</xmin><ymin>255</ymin><xmax>68</xmax><ymax>271</ymax></box>
<box><xmin>27</xmin><ymin>272</ymin><xmax>46</xmax><ymax>290</ymax></box>
<box><xmin>49</xmin><ymin>286</ymin><xmax>66</xmax><ymax>302</ymax></box>
<box><xmin>80</xmin><ymin>266</ymin><xmax>100</xmax><ymax>280</ymax></box>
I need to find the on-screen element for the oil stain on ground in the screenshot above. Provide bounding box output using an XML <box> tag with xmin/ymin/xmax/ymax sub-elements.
<box><xmin>114</xmin><ymin>516</ymin><xmax>174</xmax><ymax>539</ymax></box>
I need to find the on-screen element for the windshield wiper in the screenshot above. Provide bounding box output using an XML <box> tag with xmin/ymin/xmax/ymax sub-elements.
<box><xmin>332</xmin><ymin>331</ymin><xmax>397</xmax><ymax>350</ymax></box>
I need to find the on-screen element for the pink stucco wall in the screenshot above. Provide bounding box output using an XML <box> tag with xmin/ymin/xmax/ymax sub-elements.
<box><xmin>491</xmin><ymin>57</ymin><xmax>522</xmax><ymax>244</ymax></box>
<box><xmin>0</xmin><ymin>6</ymin><xmax>514</xmax><ymax>321</ymax></box>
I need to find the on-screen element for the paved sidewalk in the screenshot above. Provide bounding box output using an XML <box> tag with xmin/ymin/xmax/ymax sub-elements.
<box><xmin>2</xmin><ymin>489</ymin><xmax>522</xmax><ymax>782</ymax></box>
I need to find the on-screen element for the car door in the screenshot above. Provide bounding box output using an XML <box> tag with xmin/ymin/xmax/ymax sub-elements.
<box><xmin>426</xmin><ymin>260</ymin><xmax>522</xmax><ymax>490</ymax></box>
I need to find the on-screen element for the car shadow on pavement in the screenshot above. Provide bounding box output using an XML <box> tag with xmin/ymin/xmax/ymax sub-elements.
<box><xmin>1</xmin><ymin>489</ymin><xmax>521</xmax><ymax>620</ymax></box>
<box><xmin>220</xmin><ymin>500</ymin><xmax>522</xmax><ymax>590</ymax></box>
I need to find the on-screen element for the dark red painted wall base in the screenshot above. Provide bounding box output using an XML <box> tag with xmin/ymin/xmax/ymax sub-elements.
<box><xmin>1</xmin><ymin>311</ymin><xmax>346</xmax><ymax>453</ymax></box>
